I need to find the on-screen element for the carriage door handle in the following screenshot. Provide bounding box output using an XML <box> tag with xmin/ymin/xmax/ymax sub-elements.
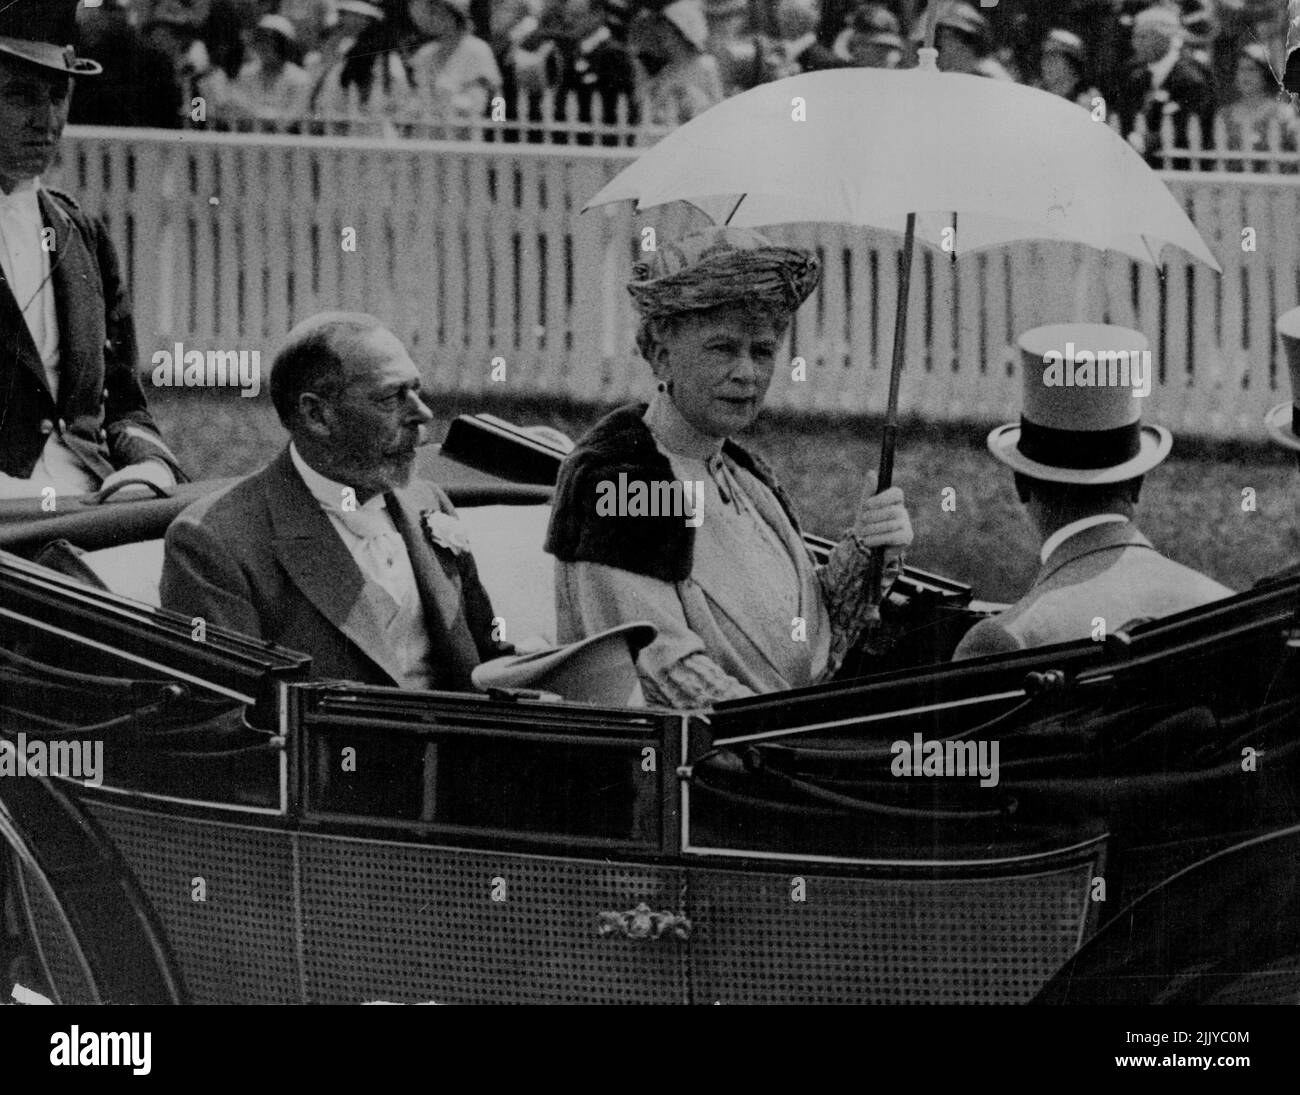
<box><xmin>596</xmin><ymin>903</ymin><xmax>692</xmax><ymax>941</ymax></box>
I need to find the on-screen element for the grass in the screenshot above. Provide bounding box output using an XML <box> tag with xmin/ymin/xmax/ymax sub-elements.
<box><xmin>149</xmin><ymin>388</ymin><xmax>1300</xmax><ymax>605</ymax></box>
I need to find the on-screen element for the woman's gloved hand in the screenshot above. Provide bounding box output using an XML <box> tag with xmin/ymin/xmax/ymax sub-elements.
<box><xmin>849</xmin><ymin>470</ymin><xmax>913</xmax><ymax>568</ymax></box>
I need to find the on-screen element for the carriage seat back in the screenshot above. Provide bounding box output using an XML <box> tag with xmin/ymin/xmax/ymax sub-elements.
<box><xmin>60</xmin><ymin>504</ymin><xmax>559</xmax><ymax>646</ymax></box>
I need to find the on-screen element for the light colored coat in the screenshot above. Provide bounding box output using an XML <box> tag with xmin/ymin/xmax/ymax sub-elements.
<box><xmin>953</xmin><ymin>521</ymin><xmax>1233</xmax><ymax>659</ymax></box>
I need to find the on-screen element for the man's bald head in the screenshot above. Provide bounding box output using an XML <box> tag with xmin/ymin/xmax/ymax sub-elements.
<box><xmin>269</xmin><ymin>311</ymin><xmax>387</xmax><ymax>428</ymax></box>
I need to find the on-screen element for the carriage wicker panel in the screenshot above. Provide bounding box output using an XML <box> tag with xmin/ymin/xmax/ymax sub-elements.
<box><xmin>86</xmin><ymin>803</ymin><xmax>301</xmax><ymax>1004</ymax></box>
<box><xmin>8</xmin><ymin>851</ymin><xmax>98</xmax><ymax>1004</ymax></box>
<box><xmin>297</xmin><ymin>835</ymin><xmax>688</xmax><ymax>1004</ymax></box>
<box><xmin>81</xmin><ymin>803</ymin><xmax>1096</xmax><ymax>1004</ymax></box>
<box><xmin>687</xmin><ymin>861</ymin><xmax>1097</xmax><ymax>1004</ymax></box>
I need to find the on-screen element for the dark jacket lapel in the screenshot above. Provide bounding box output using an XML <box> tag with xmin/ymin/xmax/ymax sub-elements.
<box><xmin>40</xmin><ymin>189</ymin><xmax>106</xmax><ymax>419</ymax></box>
<box><xmin>386</xmin><ymin>489</ymin><xmax>480</xmax><ymax>690</ymax></box>
<box><xmin>263</xmin><ymin>448</ymin><xmax>412</xmax><ymax>686</ymax></box>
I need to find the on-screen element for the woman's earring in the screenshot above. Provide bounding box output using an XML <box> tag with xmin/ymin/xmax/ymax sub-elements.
<box><xmin>657</xmin><ymin>380</ymin><xmax>669</xmax><ymax>394</ymax></box>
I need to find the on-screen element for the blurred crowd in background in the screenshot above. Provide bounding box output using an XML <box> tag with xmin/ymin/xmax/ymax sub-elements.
<box><xmin>69</xmin><ymin>0</ymin><xmax>1298</xmax><ymax>162</ymax></box>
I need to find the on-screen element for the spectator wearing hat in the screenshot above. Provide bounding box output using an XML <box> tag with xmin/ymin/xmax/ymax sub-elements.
<box><xmin>142</xmin><ymin>1</ymin><xmax>219</xmax><ymax>105</ymax></box>
<box><xmin>306</xmin><ymin>1</ymin><xmax>384</xmax><ymax>71</ymax></box>
<box><xmin>703</xmin><ymin>0</ymin><xmax>774</xmax><ymax>96</ymax></box>
<box><xmin>502</xmin><ymin>1</ymin><xmax>637</xmax><ymax>144</ymax></box>
<box><xmin>837</xmin><ymin>3</ymin><xmax>903</xmax><ymax>69</ymax></box>
<box><xmin>204</xmin><ymin>14</ymin><xmax>313</xmax><ymax>127</ymax></box>
<box><xmin>552</xmin><ymin>2</ymin><xmax>638</xmax><ymax>144</ymax></box>
<box><xmin>629</xmin><ymin>0</ymin><xmax>724</xmax><ymax>129</ymax></box>
<box><xmin>770</xmin><ymin>0</ymin><xmax>849</xmax><ymax>78</ymax></box>
<box><xmin>329</xmin><ymin>0</ymin><xmax>420</xmax><ymax>121</ymax></box>
<box><xmin>1115</xmin><ymin>3</ymin><xmax>1216</xmax><ymax>167</ymax></box>
<box><xmin>952</xmin><ymin>324</ymin><xmax>1232</xmax><ymax>660</ymax></box>
<box><xmin>1213</xmin><ymin>41</ymin><xmax>1298</xmax><ymax>172</ymax></box>
<box><xmin>1173</xmin><ymin>0</ymin><xmax>1221</xmax><ymax>84</ymax></box>
<box><xmin>545</xmin><ymin>227</ymin><xmax>914</xmax><ymax>707</ymax></box>
<box><xmin>306</xmin><ymin>1</ymin><xmax>385</xmax><ymax>118</ymax></box>
<box><xmin>71</xmin><ymin>0</ymin><xmax>185</xmax><ymax>127</ymax></box>
<box><xmin>1036</xmin><ymin>28</ymin><xmax>1101</xmax><ymax>111</ymax></box>
<box><xmin>495</xmin><ymin>0</ymin><xmax>550</xmax><ymax>95</ymax></box>
<box><xmin>140</xmin><ymin>0</ymin><xmax>215</xmax><ymax>33</ymax></box>
<box><xmin>913</xmin><ymin>1</ymin><xmax>1014</xmax><ymax>80</ymax></box>
<box><xmin>817</xmin><ymin>0</ymin><xmax>864</xmax><ymax>50</ymax></box>
<box><xmin>406</xmin><ymin>0</ymin><xmax>501</xmax><ymax>122</ymax></box>
<box><xmin>490</xmin><ymin>1</ymin><xmax>554</xmax><ymax>141</ymax></box>
<box><xmin>280</xmin><ymin>0</ymin><xmax>335</xmax><ymax>58</ymax></box>
<box><xmin>198</xmin><ymin>0</ymin><xmax>264</xmax><ymax>80</ymax></box>
<box><xmin>0</xmin><ymin>0</ymin><xmax>185</xmax><ymax>498</ymax></box>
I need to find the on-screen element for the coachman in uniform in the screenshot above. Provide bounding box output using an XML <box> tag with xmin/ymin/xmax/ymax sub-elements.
<box><xmin>0</xmin><ymin>0</ymin><xmax>184</xmax><ymax>499</ymax></box>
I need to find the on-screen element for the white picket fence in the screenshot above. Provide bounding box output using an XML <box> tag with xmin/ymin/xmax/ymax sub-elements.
<box><xmin>197</xmin><ymin>85</ymin><xmax>666</xmax><ymax>147</ymax></box>
<box><xmin>190</xmin><ymin>83</ymin><xmax>1300</xmax><ymax>171</ymax></box>
<box><xmin>52</xmin><ymin>126</ymin><xmax>1300</xmax><ymax>440</ymax></box>
<box><xmin>1140</xmin><ymin>108</ymin><xmax>1300</xmax><ymax>174</ymax></box>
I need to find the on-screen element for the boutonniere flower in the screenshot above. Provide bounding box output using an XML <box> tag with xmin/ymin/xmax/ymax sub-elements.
<box><xmin>421</xmin><ymin>510</ymin><xmax>472</xmax><ymax>556</ymax></box>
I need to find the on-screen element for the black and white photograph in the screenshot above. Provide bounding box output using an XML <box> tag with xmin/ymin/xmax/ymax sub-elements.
<box><xmin>1</xmin><ymin>0</ymin><xmax>1299</xmax><ymax>1066</ymax></box>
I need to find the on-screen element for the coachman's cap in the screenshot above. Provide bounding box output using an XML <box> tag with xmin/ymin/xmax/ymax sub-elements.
<box><xmin>0</xmin><ymin>0</ymin><xmax>102</xmax><ymax>76</ymax></box>
<box><xmin>1264</xmin><ymin>307</ymin><xmax>1300</xmax><ymax>453</ymax></box>
<box><xmin>627</xmin><ymin>226</ymin><xmax>822</xmax><ymax>322</ymax></box>
<box><xmin>988</xmin><ymin>324</ymin><xmax>1173</xmax><ymax>485</ymax></box>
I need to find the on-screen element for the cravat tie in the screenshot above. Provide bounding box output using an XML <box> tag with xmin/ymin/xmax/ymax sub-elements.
<box><xmin>332</xmin><ymin>505</ymin><xmax>410</xmax><ymax>603</ymax></box>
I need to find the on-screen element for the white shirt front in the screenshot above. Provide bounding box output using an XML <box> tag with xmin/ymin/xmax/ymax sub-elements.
<box><xmin>0</xmin><ymin>178</ymin><xmax>98</xmax><ymax>498</ymax></box>
<box><xmin>1040</xmin><ymin>514</ymin><xmax>1130</xmax><ymax>565</ymax></box>
<box><xmin>0</xmin><ymin>176</ymin><xmax>59</xmax><ymax>391</ymax></box>
<box><xmin>289</xmin><ymin>443</ymin><xmax>433</xmax><ymax>688</ymax></box>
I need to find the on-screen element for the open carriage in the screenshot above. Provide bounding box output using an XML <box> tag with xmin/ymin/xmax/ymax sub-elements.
<box><xmin>2</xmin><ymin>416</ymin><xmax>1298</xmax><ymax>1005</ymax></box>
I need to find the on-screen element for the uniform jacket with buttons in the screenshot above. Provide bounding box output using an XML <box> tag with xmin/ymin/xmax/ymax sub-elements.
<box><xmin>0</xmin><ymin>187</ymin><xmax>183</xmax><ymax>484</ymax></box>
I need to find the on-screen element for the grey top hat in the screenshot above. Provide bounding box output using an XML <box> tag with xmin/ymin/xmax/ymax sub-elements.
<box><xmin>0</xmin><ymin>0</ymin><xmax>102</xmax><ymax>76</ymax></box>
<box><xmin>1264</xmin><ymin>307</ymin><xmax>1300</xmax><ymax>453</ymax></box>
<box><xmin>987</xmin><ymin>323</ymin><xmax>1173</xmax><ymax>485</ymax></box>
<box><xmin>472</xmin><ymin>622</ymin><xmax>658</xmax><ymax>706</ymax></box>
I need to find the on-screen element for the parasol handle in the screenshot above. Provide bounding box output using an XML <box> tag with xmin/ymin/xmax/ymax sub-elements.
<box><xmin>861</xmin><ymin>212</ymin><xmax>917</xmax><ymax>643</ymax></box>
